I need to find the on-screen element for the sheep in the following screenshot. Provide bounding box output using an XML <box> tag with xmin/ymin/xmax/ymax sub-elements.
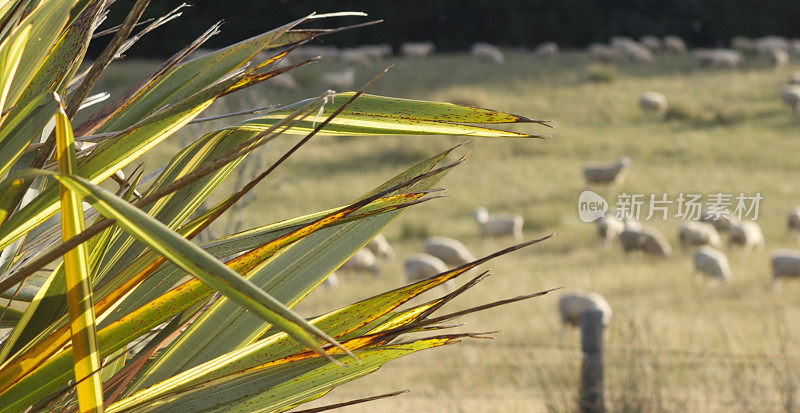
<box><xmin>619</xmin><ymin>225</ymin><xmax>672</xmax><ymax>257</ymax></box>
<box><xmin>358</xmin><ymin>44</ymin><xmax>392</xmax><ymax>59</ymax></box>
<box><xmin>695</xmin><ymin>49</ymin><xmax>742</xmax><ymax>69</ymax></box>
<box><xmin>473</xmin><ymin>206</ymin><xmax>524</xmax><ymax>241</ymax></box>
<box><xmin>588</xmin><ymin>43</ymin><xmax>617</xmax><ymax>62</ymax></box>
<box><xmin>339</xmin><ymin>248</ymin><xmax>379</xmax><ymax>276</ymax></box>
<box><xmin>694</xmin><ymin>246</ymin><xmax>732</xmax><ymax>281</ymax></box>
<box><xmin>404</xmin><ymin>253</ymin><xmax>454</xmax><ymax>290</ymax></box>
<box><xmin>788</xmin><ymin>71</ymin><xmax>800</xmax><ymax>85</ymax></box>
<box><xmin>534</xmin><ymin>41</ymin><xmax>559</xmax><ymax>57</ymax></box>
<box><xmin>268</xmin><ymin>73</ymin><xmax>300</xmax><ymax>91</ymax></box>
<box><xmin>788</xmin><ymin>207</ymin><xmax>800</xmax><ymax>233</ymax></box>
<box><xmin>662</xmin><ymin>35</ymin><xmax>687</xmax><ymax>54</ymax></box>
<box><xmin>771</xmin><ymin>250</ymin><xmax>800</xmax><ymax>280</ymax></box>
<box><xmin>730</xmin><ymin>36</ymin><xmax>756</xmax><ymax>55</ymax></box>
<box><xmin>678</xmin><ymin>221</ymin><xmax>722</xmax><ymax>248</ymax></box>
<box><xmin>424</xmin><ymin>236</ymin><xmax>475</xmax><ymax>266</ymax></box>
<box><xmin>639</xmin><ymin>92</ymin><xmax>668</xmax><ymax>117</ymax></box>
<box><xmin>320</xmin><ymin>68</ymin><xmax>355</xmax><ymax>90</ymax></box>
<box><xmin>339</xmin><ymin>48</ymin><xmax>372</xmax><ymax>66</ymax></box>
<box><xmin>400</xmin><ymin>41</ymin><xmax>435</xmax><ymax>58</ymax></box>
<box><xmin>321</xmin><ymin>273</ymin><xmax>340</xmax><ymax>288</ymax></box>
<box><xmin>366</xmin><ymin>233</ymin><xmax>396</xmax><ymax>260</ymax></box>
<box><xmin>611</xmin><ymin>37</ymin><xmax>653</xmax><ymax>63</ymax></box>
<box><xmin>767</xmin><ymin>48</ymin><xmax>789</xmax><ymax>67</ymax></box>
<box><xmin>639</xmin><ymin>35</ymin><xmax>662</xmax><ymax>52</ymax></box>
<box><xmin>470</xmin><ymin>42</ymin><xmax>504</xmax><ymax>65</ymax></box>
<box><xmin>583</xmin><ymin>156</ymin><xmax>632</xmax><ymax>187</ymax></box>
<box><xmin>699</xmin><ymin>210</ymin><xmax>736</xmax><ymax>232</ymax></box>
<box><xmin>728</xmin><ymin>221</ymin><xmax>765</xmax><ymax>250</ymax></box>
<box><xmin>596</xmin><ymin>214</ymin><xmax>625</xmax><ymax>247</ymax></box>
<box><xmin>755</xmin><ymin>36</ymin><xmax>789</xmax><ymax>56</ymax></box>
<box><xmin>780</xmin><ymin>85</ymin><xmax>800</xmax><ymax>113</ymax></box>
<box><xmin>557</xmin><ymin>291</ymin><xmax>612</xmax><ymax>328</ymax></box>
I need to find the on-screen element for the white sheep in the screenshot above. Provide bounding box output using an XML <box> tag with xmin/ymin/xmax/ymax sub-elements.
<box><xmin>731</xmin><ymin>36</ymin><xmax>756</xmax><ymax>55</ymax></box>
<box><xmin>611</xmin><ymin>37</ymin><xmax>653</xmax><ymax>63</ymax></box>
<box><xmin>534</xmin><ymin>42</ymin><xmax>559</xmax><ymax>57</ymax></box>
<box><xmin>780</xmin><ymin>85</ymin><xmax>800</xmax><ymax>113</ymax></box>
<box><xmin>404</xmin><ymin>253</ymin><xmax>454</xmax><ymax>290</ymax></box>
<box><xmin>588</xmin><ymin>43</ymin><xmax>617</xmax><ymax>62</ymax></box>
<box><xmin>662</xmin><ymin>35</ymin><xmax>687</xmax><ymax>54</ymax></box>
<box><xmin>693</xmin><ymin>246</ymin><xmax>732</xmax><ymax>281</ymax></box>
<box><xmin>755</xmin><ymin>36</ymin><xmax>789</xmax><ymax>56</ymax></box>
<box><xmin>424</xmin><ymin>236</ymin><xmax>475</xmax><ymax>266</ymax></box>
<box><xmin>473</xmin><ymin>207</ymin><xmax>523</xmax><ymax>241</ymax></box>
<box><xmin>619</xmin><ymin>225</ymin><xmax>672</xmax><ymax>257</ymax></box>
<box><xmin>595</xmin><ymin>214</ymin><xmax>625</xmax><ymax>247</ymax></box>
<box><xmin>320</xmin><ymin>68</ymin><xmax>355</xmax><ymax>90</ymax></box>
<box><xmin>557</xmin><ymin>291</ymin><xmax>612</xmax><ymax>327</ymax></box>
<box><xmin>639</xmin><ymin>92</ymin><xmax>668</xmax><ymax>117</ymax></box>
<box><xmin>767</xmin><ymin>48</ymin><xmax>789</xmax><ymax>67</ymax></box>
<box><xmin>583</xmin><ymin>156</ymin><xmax>632</xmax><ymax>187</ymax></box>
<box><xmin>400</xmin><ymin>41</ymin><xmax>435</xmax><ymax>58</ymax></box>
<box><xmin>339</xmin><ymin>248</ymin><xmax>379</xmax><ymax>276</ymax></box>
<box><xmin>365</xmin><ymin>233</ymin><xmax>396</xmax><ymax>260</ymax></box>
<box><xmin>788</xmin><ymin>72</ymin><xmax>800</xmax><ymax>85</ymax></box>
<box><xmin>699</xmin><ymin>209</ymin><xmax>736</xmax><ymax>232</ymax></box>
<box><xmin>695</xmin><ymin>49</ymin><xmax>742</xmax><ymax>69</ymax></box>
<box><xmin>470</xmin><ymin>42</ymin><xmax>505</xmax><ymax>65</ymax></box>
<box><xmin>339</xmin><ymin>48</ymin><xmax>372</xmax><ymax>66</ymax></box>
<box><xmin>639</xmin><ymin>35</ymin><xmax>662</xmax><ymax>52</ymax></box>
<box><xmin>787</xmin><ymin>208</ymin><xmax>800</xmax><ymax>233</ymax></box>
<box><xmin>321</xmin><ymin>273</ymin><xmax>340</xmax><ymax>288</ymax></box>
<box><xmin>771</xmin><ymin>250</ymin><xmax>800</xmax><ymax>280</ymax></box>
<box><xmin>678</xmin><ymin>221</ymin><xmax>722</xmax><ymax>248</ymax></box>
<box><xmin>728</xmin><ymin>221</ymin><xmax>765</xmax><ymax>250</ymax></box>
<box><xmin>358</xmin><ymin>44</ymin><xmax>392</xmax><ymax>59</ymax></box>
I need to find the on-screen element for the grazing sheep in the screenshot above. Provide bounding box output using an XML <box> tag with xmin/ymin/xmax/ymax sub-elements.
<box><xmin>534</xmin><ymin>42</ymin><xmax>559</xmax><ymax>57</ymax></box>
<box><xmin>728</xmin><ymin>221</ymin><xmax>765</xmax><ymax>250</ymax></box>
<box><xmin>755</xmin><ymin>36</ymin><xmax>789</xmax><ymax>56</ymax></box>
<box><xmin>678</xmin><ymin>221</ymin><xmax>722</xmax><ymax>248</ymax></box>
<box><xmin>611</xmin><ymin>37</ymin><xmax>653</xmax><ymax>63</ymax></box>
<box><xmin>321</xmin><ymin>273</ymin><xmax>340</xmax><ymax>288</ymax></box>
<box><xmin>470</xmin><ymin>42</ymin><xmax>505</xmax><ymax>65</ymax></box>
<box><xmin>339</xmin><ymin>48</ymin><xmax>372</xmax><ymax>66</ymax></box>
<box><xmin>694</xmin><ymin>246</ymin><xmax>732</xmax><ymax>281</ymax></box>
<box><xmin>699</xmin><ymin>210</ymin><xmax>736</xmax><ymax>232</ymax></box>
<box><xmin>474</xmin><ymin>206</ymin><xmax>524</xmax><ymax>241</ymax></box>
<box><xmin>639</xmin><ymin>92</ymin><xmax>668</xmax><ymax>117</ymax></box>
<box><xmin>339</xmin><ymin>248</ymin><xmax>379</xmax><ymax>276</ymax></box>
<box><xmin>557</xmin><ymin>291</ymin><xmax>612</xmax><ymax>327</ymax></box>
<box><xmin>583</xmin><ymin>156</ymin><xmax>632</xmax><ymax>187</ymax></box>
<box><xmin>619</xmin><ymin>225</ymin><xmax>672</xmax><ymax>257</ymax></box>
<box><xmin>358</xmin><ymin>44</ymin><xmax>392</xmax><ymax>59</ymax></box>
<box><xmin>424</xmin><ymin>236</ymin><xmax>475</xmax><ymax>266</ymax></box>
<box><xmin>366</xmin><ymin>233</ymin><xmax>396</xmax><ymax>260</ymax></box>
<box><xmin>789</xmin><ymin>72</ymin><xmax>800</xmax><ymax>85</ymax></box>
<box><xmin>400</xmin><ymin>41</ymin><xmax>435</xmax><ymax>58</ymax></box>
<box><xmin>695</xmin><ymin>49</ymin><xmax>742</xmax><ymax>69</ymax></box>
<box><xmin>640</xmin><ymin>35</ymin><xmax>662</xmax><ymax>52</ymax></box>
<box><xmin>320</xmin><ymin>67</ymin><xmax>355</xmax><ymax>90</ymax></box>
<box><xmin>404</xmin><ymin>253</ymin><xmax>454</xmax><ymax>290</ymax></box>
<box><xmin>730</xmin><ymin>36</ymin><xmax>756</xmax><ymax>55</ymax></box>
<box><xmin>772</xmin><ymin>250</ymin><xmax>800</xmax><ymax>280</ymax></box>
<box><xmin>767</xmin><ymin>48</ymin><xmax>789</xmax><ymax>67</ymax></box>
<box><xmin>589</xmin><ymin>43</ymin><xmax>617</xmax><ymax>62</ymax></box>
<box><xmin>596</xmin><ymin>214</ymin><xmax>625</xmax><ymax>246</ymax></box>
<box><xmin>788</xmin><ymin>208</ymin><xmax>800</xmax><ymax>233</ymax></box>
<box><xmin>662</xmin><ymin>35</ymin><xmax>687</xmax><ymax>54</ymax></box>
<box><xmin>781</xmin><ymin>85</ymin><xmax>800</xmax><ymax>113</ymax></box>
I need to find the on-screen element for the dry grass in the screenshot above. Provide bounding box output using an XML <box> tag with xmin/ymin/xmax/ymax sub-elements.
<box><xmin>100</xmin><ymin>50</ymin><xmax>800</xmax><ymax>412</ymax></box>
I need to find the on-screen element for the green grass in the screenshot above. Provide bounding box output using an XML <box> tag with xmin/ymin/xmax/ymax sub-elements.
<box><xmin>99</xmin><ymin>50</ymin><xmax>800</xmax><ymax>412</ymax></box>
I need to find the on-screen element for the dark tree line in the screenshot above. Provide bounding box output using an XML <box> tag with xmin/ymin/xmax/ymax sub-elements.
<box><xmin>94</xmin><ymin>0</ymin><xmax>800</xmax><ymax>57</ymax></box>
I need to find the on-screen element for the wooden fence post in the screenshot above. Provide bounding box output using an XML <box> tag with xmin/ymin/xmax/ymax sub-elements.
<box><xmin>580</xmin><ymin>309</ymin><xmax>605</xmax><ymax>413</ymax></box>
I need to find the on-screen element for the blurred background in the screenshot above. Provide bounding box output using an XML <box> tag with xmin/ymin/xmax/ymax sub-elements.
<box><xmin>95</xmin><ymin>1</ymin><xmax>800</xmax><ymax>411</ymax></box>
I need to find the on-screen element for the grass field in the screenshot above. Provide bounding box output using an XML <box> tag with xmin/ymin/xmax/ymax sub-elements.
<box><xmin>101</xmin><ymin>50</ymin><xmax>800</xmax><ymax>412</ymax></box>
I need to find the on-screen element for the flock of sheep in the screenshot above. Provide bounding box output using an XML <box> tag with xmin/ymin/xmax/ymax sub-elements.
<box><xmin>560</xmin><ymin>152</ymin><xmax>800</xmax><ymax>331</ymax></box>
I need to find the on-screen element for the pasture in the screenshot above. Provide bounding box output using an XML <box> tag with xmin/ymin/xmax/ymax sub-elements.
<box><xmin>101</xmin><ymin>50</ymin><xmax>800</xmax><ymax>412</ymax></box>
